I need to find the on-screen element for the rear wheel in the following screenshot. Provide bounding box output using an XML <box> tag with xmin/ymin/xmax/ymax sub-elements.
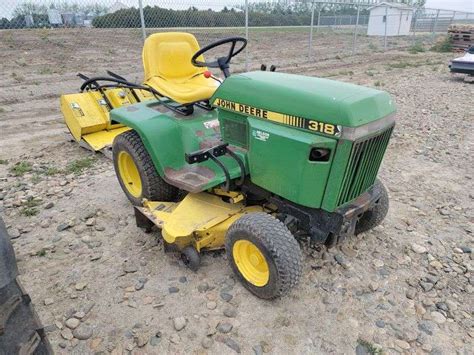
<box><xmin>226</xmin><ymin>213</ymin><xmax>303</xmax><ymax>299</ymax></box>
<box><xmin>113</xmin><ymin>130</ymin><xmax>179</xmax><ymax>205</ymax></box>
<box><xmin>355</xmin><ymin>179</ymin><xmax>389</xmax><ymax>235</ymax></box>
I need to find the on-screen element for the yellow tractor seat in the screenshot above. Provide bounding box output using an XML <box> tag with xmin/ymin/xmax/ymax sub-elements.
<box><xmin>142</xmin><ymin>32</ymin><xmax>219</xmax><ymax>104</ymax></box>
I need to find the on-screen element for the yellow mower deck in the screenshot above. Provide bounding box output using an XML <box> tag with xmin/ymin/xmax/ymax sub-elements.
<box><xmin>61</xmin><ymin>88</ymin><xmax>154</xmax><ymax>157</ymax></box>
<box><xmin>136</xmin><ymin>192</ymin><xmax>264</xmax><ymax>251</ymax></box>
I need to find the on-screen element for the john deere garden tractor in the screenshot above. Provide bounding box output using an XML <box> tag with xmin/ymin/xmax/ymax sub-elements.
<box><xmin>61</xmin><ymin>33</ymin><xmax>395</xmax><ymax>299</ymax></box>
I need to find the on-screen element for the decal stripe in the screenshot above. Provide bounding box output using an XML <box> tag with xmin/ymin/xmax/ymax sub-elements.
<box><xmin>213</xmin><ymin>98</ymin><xmax>341</xmax><ymax>137</ymax></box>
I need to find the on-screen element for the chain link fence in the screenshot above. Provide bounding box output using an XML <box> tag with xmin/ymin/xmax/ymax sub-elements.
<box><xmin>1</xmin><ymin>0</ymin><xmax>474</xmax><ymax>71</ymax></box>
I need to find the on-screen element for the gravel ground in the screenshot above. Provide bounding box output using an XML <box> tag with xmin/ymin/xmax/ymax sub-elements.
<box><xmin>0</xmin><ymin>29</ymin><xmax>473</xmax><ymax>354</ymax></box>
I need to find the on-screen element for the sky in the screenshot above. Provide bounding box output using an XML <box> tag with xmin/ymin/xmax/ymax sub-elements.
<box><xmin>1</xmin><ymin>0</ymin><xmax>473</xmax><ymax>20</ymax></box>
<box><xmin>426</xmin><ymin>0</ymin><xmax>474</xmax><ymax>12</ymax></box>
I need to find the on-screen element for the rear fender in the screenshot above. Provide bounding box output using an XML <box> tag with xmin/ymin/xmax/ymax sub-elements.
<box><xmin>110</xmin><ymin>102</ymin><xmax>184</xmax><ymax>177</ymax></box>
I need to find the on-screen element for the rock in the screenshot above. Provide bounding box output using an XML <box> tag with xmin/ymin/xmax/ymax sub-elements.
<box><xmin>430</xmin><ymin>311</ymin><xmax>446</xmax><ymax>324</ymax></box>
<box><xmin>8</xmin><ymin>228</ymin><xmax>20</xmax><ymax>240</ymax></box>
<box><xmin>173</xmin><ymin>316</ymin><xmax>187</xmax><ymax>331</ymax></box>
<box><xmin>123</xmin><ymin>262</ymin><xmax>138</xmax><ymax>273</ymax></box>
<box><xmin>135</xmin><ymin>333</ymin><xmax>148</xmax><ymax>347</ymax></box>
<box><xmin>149</xmin><ymin>332</ymin><xmax>162</xmax><ymax>346</ymax></box>
<box><xmin>460</xmin><ymin>246</ymin><xmax>472</xmax><ymax>254</ymax></box>
<box><xmin>85</xmin><ymin>218</ymin><xmax>95</xmax><ymax>226</ymax></box>
<box><xmin>375</xmin><ymin>320</ymin><xmax>385</xmax><ymax>328</ymax></box>
<box><xmin>202</xmin><ymin>336</ymin><xmax>214</xmax><ymax>349</ymax></box>
<box><xmin>75</xmin><ymin>282</ymin><xmax>87</xmax><ymax>291</ymax></box>
<box><xmin>168</xmin><ymin>286</ymin><xmax>179</xmax><ymax>294</ymax></box>
<box><xmin>44</xmin><ymin>202</ymin><xmax>54</xmax><ymax>209</ymax></box>
<box><xmin>420</xmin><ymin>282</ymin><xmax>434</xmax><ymax>292</ymax></box>
<box><xmin>252</xmin><ymin>344</ymin><xmax>264</xmax><ymax>355</ymax></box>
<box><xmin>169</xmin><ymin>333</ymin><xmax>180</xmax><ymax>344</ymax></box>
<box><xmin>217</xmin><ymin>322</ymin><xmax>233</xmax><ymax>334</ymax></box>
<box><xmin>445</xmin><ymin>299</ymin><xmax>458</xmax><ymax>311</ymax></box>
<box><xmin>340</xmin><ymin>245</ymin><xmax>357</xmax><ymax>257</ymax></box>
<box><xmin>179</xmin><ymin>276</ymin><xmax>187</xmax><ymax>283</ymax></box>
<box><xmin>220</xmin><ymin>292</ymin><xmax>233</xmax><ymax>302</ymax></box>
<box><xmin>207</xmin><ymin>301</ymin><xmax>217</xmax><ymax>310</ymax></box>
<box><xmin>73</xmin><ymin>325</ymin><xmax>93</xmax><ymax>340</ymax></box>
<box><xmin>198</xmin><ymin>282</ymin><xmax>210</xmax><ymax>293</ymax></box>
<box><xmin>411</xmin><ymin>243</ymin><xmax>427</xmax><ymax>254</ymax></box>
<box><xmin>373</xmin><ymin>259</ymin><xmax>384</xmax><ymax>268</ymax></box>
<box><xmin>65</xmin><ymin>318</ymin><xmax>80</xmax><ymax>329</ymax></box>
<box><xmin>435</xmin><ymin>302</ymin><xmax>448</xmax><ymax>312</ymax></box>
<box><xmin>224</xmin><ymin>306</ymin><xmax>237</xmax><ymax>318</ymax></box>
<box><xmin>429</xmin><ymin>260</ymin><xmax>443</xmax><ymax>269</ymax></box>
<box><xmin>334</xmin><ymin>254</ymin><xmax>350</xmax><ymax>269</ymax></box>
<box><xmin>74</xmin><ymin>311</ymin><xmax>86</xmax><ymax>319</ymax></box>
<box><xmin>453</xmin><ymin>247</ymin><xmax>463</xmax><ymax>254</ymax></box>
<box><xmin>40</xmin><ymin>219</ymin><xmax>50</xmax><ymax>228</ymax></box>
<box><xmin>135</xmin><ymin>277</ymin><xmax>148</xmax><ymax>291</ymax></box>
<box><xmin>394</xmin><ymin>339</ymin><xmax>410</xmax><ymax>350</ymax></box>
<box><xmin>418</xmin><ymin>320</ymin><xmax>436</xmax><ymax>335</ymax></box>
<box><xmin>57</xmin><ymin>223</ymin><xmax>71</xmax><ymax>232</ymax></box>
<box><xmin>406</xmin><ymin>288</ymin><xmax>416</xmax><ymax>300</ymax></box>
<box><xmin>355</xmin><ymin>343</ymin><xmax>371</xmax><ymax>355</ymax></box>
<box><xmin>61</xmin><ymin>328</ymin><xmax>74</xmax><ymax>340</ymax></box>
<box><xmin>223</xmin><ymin>337</ymin><xmax>241</xmax><ymax>353</ymax></box>
<box><xmin>44</xmin><ymin>298</ymin><xmax>54</xmax><ymax>306</ymax></box>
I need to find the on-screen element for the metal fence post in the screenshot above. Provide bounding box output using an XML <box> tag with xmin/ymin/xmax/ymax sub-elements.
<box><xmin>138</xmin><ymin>0</ymin><xmax>146</xmax><ymax>41</ymax></box>
<box><xmin>432</xmin><ymin>9</ymin><xmax>440</xmax><ymax>42</ymax></box>
<box><xmin>309</xmin><ymin>4</ymin><xmax>315</xmax><ymax>60</ymax></box>
<box><xmin>384</xmin><ymin>6</ymin><xmax>388</xmax><ymax>50</ymax></box>
<box><xmin>412</xmin><ymin>10</ymin><xmax>417</xmax><ymax>43</ymax></box>
<box><xmin>316</xmin><ymin>8</ymin><xmax>321</xmax><ymax>33</ymax></box>
<box><xmin>352</xmin><ymin>5</ymin><xmax>360</xmax><ymax>56</ymax></box>
<box><xmin>245</xmin><ymin>0</ymin><xmax>249</xmax><ymax>71</ymax></box>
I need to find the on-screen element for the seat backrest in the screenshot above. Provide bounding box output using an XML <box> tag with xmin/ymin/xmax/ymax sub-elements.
<box><xmin>143</xmin><ymin>32</ymin><xmax>205</xmax><ymax>81</ymax></box>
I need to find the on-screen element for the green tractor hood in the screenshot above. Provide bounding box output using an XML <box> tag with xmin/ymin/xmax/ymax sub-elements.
<box><xmin>212</xmin><ymin>71</ymin><xmax>396</xmax><ymax>128</ymax></box>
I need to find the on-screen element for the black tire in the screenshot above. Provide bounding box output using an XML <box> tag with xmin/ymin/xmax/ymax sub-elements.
<box><xmin>225</xmin><ymin>213</ymin><xmax>303</xmax><ymax>299</ymax></box>
<box><xmin>181</xmin><ymin>246</ymin><xmax>200</xmax><ymax>271</ymax></box>
<box><xmin>112</xmin><ymin>130</ymin><xmax>179</xmax><ymax>205</ymax></box>
<box><xmin>0</xmin><ymin>279</ymin><xmax>52</xmax><ymax>355</ymax></box>
<box><xmin>355</xmin><ymin>179</ymin><xmax>389</xmax><ymax>235</ymax></box>
<box><xmin>0</xmin><ymin>217</ymin><xmax>52</xmax><ymax>355</ymax></box>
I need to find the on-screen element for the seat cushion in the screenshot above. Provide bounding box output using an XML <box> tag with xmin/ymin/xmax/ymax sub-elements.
<box><xmin>157</xmin><ymin>42</ymin><xmax>197</xmax><ymax>79</ymax></box>
<box><xmin>146</xmin><ymin>74</ymin><xmax>219</xmax><ymax>104</ymax></box>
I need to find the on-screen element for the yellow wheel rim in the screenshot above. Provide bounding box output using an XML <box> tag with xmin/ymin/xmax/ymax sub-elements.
<box><xmin>232</xmin><ymin>240</ymin><xmax>269</xmax><ymax>287</ymax></box>
<box><xmin>117</xmin><ymin>151</ymin><xmax>142</xmax><ymax>198</ymax></box>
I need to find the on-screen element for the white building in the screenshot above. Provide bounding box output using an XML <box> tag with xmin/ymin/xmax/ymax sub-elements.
<box><xmin>367</xmin><ymin>2</ymin><xmax>414</xmax><ymax>36</ymax></box>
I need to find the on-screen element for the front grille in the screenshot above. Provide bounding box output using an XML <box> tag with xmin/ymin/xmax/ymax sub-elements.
<box><xmin>337</xmin><ymin>126</ymin><xmax>393</xmax><ymax>207</ymax></box>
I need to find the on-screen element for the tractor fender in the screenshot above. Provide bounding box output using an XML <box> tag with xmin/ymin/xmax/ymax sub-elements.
<box><xmin>0</xmin><ymin>217</ymin><xmax>18</xmax><ymax>289</ymax></box>
<box><xmin>117</xmin><ymin>116</ymin><xmax>182</xmax><ymax>177</ymax></box>
<box><xmin>111</xmin><ymin>104</ymin><xmax>223</xmax><ymax>183</ymax></box>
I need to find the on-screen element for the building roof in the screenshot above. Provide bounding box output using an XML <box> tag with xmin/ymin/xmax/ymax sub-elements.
<box><xmin>368</xmin><ymin>2</ymin><xmax>414</xmax><ymax>11</ymax></box>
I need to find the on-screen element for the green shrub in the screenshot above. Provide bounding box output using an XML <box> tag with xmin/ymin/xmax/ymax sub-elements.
<box><xmin>431</xmin><ymin>36</ymin><xmax>453</xmax><ymax>53</ymax></box>
<box><xmin>408</xmin><ymin>42</ymin><xmax>425</xmax><ymax>54</ymax></box>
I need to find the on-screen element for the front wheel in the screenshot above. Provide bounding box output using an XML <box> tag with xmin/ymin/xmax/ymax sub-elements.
<box><xmin>112</xmin><ymin>130</ymin><xmax>179</xmax><ymax>205</ymax></box>
<box><xmin>355</xmin><ymin>179</ymin><xmax>389</xmax><ymax>235</ymax></box>
<box><xmin>226</xmin><ymin>213</ymin><xmax>303</xmax><ymax>299</ymax></box>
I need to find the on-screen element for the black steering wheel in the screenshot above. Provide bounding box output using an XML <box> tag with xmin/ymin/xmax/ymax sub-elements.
<box><xmin>191</xmin><ymin>37</ymin><xmax>247</xmax><ymax>78</ymax></box>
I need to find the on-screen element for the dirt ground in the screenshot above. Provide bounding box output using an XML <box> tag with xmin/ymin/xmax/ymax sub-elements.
<box><xmin>0</xmin><ymin>29</ymin><xmax>473</xmax><ymax>354</ymax></box>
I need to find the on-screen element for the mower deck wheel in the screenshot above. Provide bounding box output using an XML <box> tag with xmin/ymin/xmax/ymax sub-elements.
<box><xmin>181</xmin><ymin>246</ymin><xmax>200</xmax><ymax>271</ymax></box>
<box><xmin>355</xmin><ymin>179</ymin><xmax>389</xmax><ymax>235</ymax></box>
<box><xmin>226</xmin><ymin>212</ymin><xmax>303</xmax><ymax>299</ymax></box>
<box><xmin>112</xmin><ymin>130</ymin><xmax>179</xmax><ymax>205</ymax></box>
